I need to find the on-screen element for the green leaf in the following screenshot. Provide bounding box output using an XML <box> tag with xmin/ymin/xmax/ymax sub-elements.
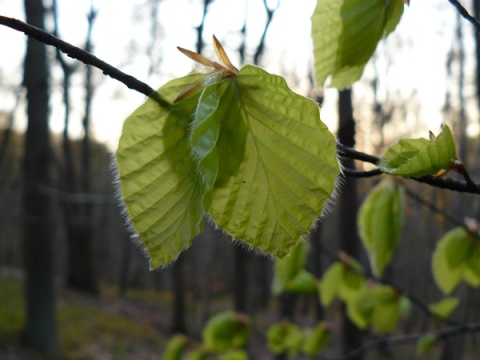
<box><xmin>417</xmin><ymin>334</ymin><xmax>437</xmax><ymax>355</ymax></box>
<box><xmin>350</xmin><ymin>284</ymin><xmax>401</xmax><ymax>332</ymax></box>
<box><xmin>358</xmin><ymin>179</ymin><xmax>404</xmax><ymax>276</ymax></box>
<box><xmin>432</xmin><ymin>227</ymin><xmax>478</xmax><ymax>294</ymax></box>
<box><xmin>218</xmin><ymin>349</ymin><xmax>249</xmax><ymax>360</ymax></box>
<box><xmin>432</xmin><ymin>228</ymin><xmax>466</xmax><ymax>294</ymax></box>
<box><xmin>209</xmin><ymin>65</ymin><xmax>340</xmax><ymax>258</ymax></box>
<box><xmin>338</xmin><ymin>260</ymin><xmax>366</xmax><ymax>302</ymax></box>
<box><xmin>202</xmin><ymin>312</ymin><xmax>251</xmax><ymax>352</ymax></box>
<box><xmin>319</xmin><ymin>262</ymin><xmax>342</xmax><ymax>307</ymax></box>
<box><xmin>285</xmin><ymin>270</ymin><xmax>318</xmax><ymax>295</ymax></box>
<box><xmin>312</xmin><ymin>0</ymin><xmax>405</xmax><ymax>88</ymax></box>
<box><xmin>266</xmin><ymin>321</ymin><xmax>303</xmax><ymax>356</ymax></box>
<box><xmin>302</xmin><ymin>323</ymin><xmax>330</xmax><ymax>356</ymax></box>
<box><xmin>372</xmin><ymin>296</ymin><xmax>401</xmax><ymax>334</ymax></box>
<box><xmin>186</xmin><ymin>348</ymin><xmax>208</xmax><ymax>360</ymax></box>
<box><xmin>116</xmin><ymin>74</ymin><xmax>211</xmax><ymax>268</ymax></box>
<box><xmin>464</xmin><ymin>243</ymin><xmax>480</xmax><ymax>287</ymax></box>
<box><xmin>380</xmin><ymin>124</ymin><xmax>457</xmax><ymax>178</ymax></box>
<box><xmin>428</xmin><ymin>297</ymin><xmax>459</xmax><ymax>319</ymax></box>
<box><xmin>272</xmin><ymin>241</ymin><xmax>308</xmax><ymax>295</ymax></box>
<box><xmin>163</xmin><ymin>334</ymin><xmax>188</xmax><ymax>360</ymax></box>
<box><xmin>117</xmin><ymin>44</ymin><xmax>340</xmax><ymax>267</ymax></box>
<box><xmin>444</xmin><ymin>228</ymin><xmax>474</xmax><ymax>269</ymax></box>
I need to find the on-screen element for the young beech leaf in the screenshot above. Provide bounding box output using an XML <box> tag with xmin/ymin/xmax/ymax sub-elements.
<box><xmin>358</xmin><ymin>179</ymin><xmax>404</xmax><ymax>277</ymax></box>
<box><xmin>319</xmin><ymin>262</ymin><xmax>342</xmax><ymax>307</ymax></box>
<box><xmin>319</xmin><ymin>260</ymin><xmax>365</xmax><ymax>307</ymax></box>
<box><xmin>202</xmin><ymin>312</ymin><xmax>251</xmax><ymax>352</ymax></box>
<box><xmin>432</xmin><ymin>227</ymin><xmax>476</xmax><ymax>294</ymax></box>
<box><xmin>116</xmin><ymin>37</ymin><xmax>340</xmax><ymax>267</ymax></box>
<box><xmin>208</xmin><ymin>65</ymin><xmax>340</xmax><ymax>257</ymax></box>
<box><xmin>417</xmin><ymin>334</ymin><xmax>437</xmax><ymax>355</ymax></box>
<box><xmin>284</xmin><ymin>270</ymin><xmax>318</xmax><ymax>295</ymax></box>
<box><xmin>312</xmin><ymin>0</ymin><xmax>405</xmax><ymax>88</ymax></box>
<box><xmin>116</xmin><ymin>74</ymin><xmax>212</xmax><ymax>268</ymax></box>
<box><xmin>272</xmin><ymin>241</ymin><xmax>308</xmax><ymax>295</ymax></box>
<box><xmin>428</xmin><ymin>297</ymin><xmax>459</xmax><ymax>319</ymax></box>
<box><xmin>218</xmin><ymin>349</ymin><xmax>249</xmax><ymax>360</ymax></box>
<box><xmin>266</xmin><ymin>321</ymin><xmax>303</xmax><ymax>356</ymax></box>
<box><xmin>163</xmin><ymin>334</ymin><xmax>188</xmax><ymax>360</ymax></box>
<box><xmin>352</xmin><ymin>284</ymin><xmax>403</xmax><ymax>333</ymax></box>
<box><xmin>464</xmin><ymin>243</ymin><xmax>480</xmax><ymax>286</ymax></box>
<box><xmin>302</xmin><ymin>323</ymin><xmax>330</xmax><ymax>356</ymax></box>
<box><xmin>380</xmin><ymin>124</ymin><xmax>457</xmax><ymax>178</ymax></box>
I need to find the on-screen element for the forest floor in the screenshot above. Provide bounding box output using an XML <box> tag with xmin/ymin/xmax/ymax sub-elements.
<box><xmin>1</xmin><ymin>267</ymin><xmax>479</xmax><ymax>360</ymax></box>
<box><xmin>0</xmin><ymin>267</ymin><xmax>279</xmax><ymax>360</ymax></box>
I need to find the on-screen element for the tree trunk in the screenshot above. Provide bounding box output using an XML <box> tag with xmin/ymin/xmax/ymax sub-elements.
<box><xmin>171</xmin><ymin>252</ymin><xmax>187</xmax><ymax>334</ymax></box>
<box><xmin>337</xmin><ymin>89</ymin><xmax>363</xmax><ymax>359</ymax></box>
<box><xmin>233</xmin><ymin>245</ymin><xmax>249</xmax><ymax>313</ymax></box>
<box><xmin>22</xmin><ymin>0</ymin><xmax>60</xmax><ymax>355</ymax></box>
<box><xmin>474</xmin><ymin>0</ymin><xmax>480</xmax><ymax>111</ymax></box>
<box><xmin>65</xmin><ymin>6</ymin><xmax>99</xmax><ymax>294</ymax></box>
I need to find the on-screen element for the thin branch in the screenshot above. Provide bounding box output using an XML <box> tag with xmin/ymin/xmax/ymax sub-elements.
<box><xmin>0</xmin><ymin>15</ymin><xmax>170</xmax><ymax>109</ymax></box>
<box><xmin>253</xmin><ymin>0</ymin><xmax>280</xmax><ymax>64</ymax></box>
<box><xmin>342</xmin><ymin>168</ymin><xmax>383</xmax><ymax>178</ymax></box>
<box><xmin>317</xmin><ymin>241</ymin><xmax>464</xmax><ymax>328</ymax></box>
<box><xmin>337</xmin><ymin>144</ymin><xmax>480</xmax><ymax>194</ymax></box>
<box><xmin>35</xmin><ymin>183</ymin><xmax>115</xmax><ymax>205</ymax></box>
<box><xmin>2</xmin><ymin>15</ymin><xmax>480</xmax><ymax>194</ymax></box>
<box><xmin>404</xmin><ymin>186</ymin><xmax>480</xmax><ymax>241</ymax></box>
<box><xmin>323</xmin><ymin>322</ymin><xmax>480</xmax><ymax>360</ymax></box>
<box><xmin>447</xmin><ymin>0</ymin><xmax>480</xmax><ymax>33</ymax></box>
<box><xmin>337</xmin><ymin>143</ymin><xmax>380</xmax><ymax>165</ymax></box>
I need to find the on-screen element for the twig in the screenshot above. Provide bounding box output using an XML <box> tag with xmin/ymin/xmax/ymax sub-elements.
<box><xmin>0</xmin><ymin>15</ymin><xmax>170</xmax><ymax>109</ymax></box>
<box><xmin>317</xmin><ymin>242</ymin><xmax>464</xmax><ymax>327</ymax></box>
<box><xmin>447</xmin><ymin>0</ymin><xmax>480</xmax><ymax>33</ymax></box>
<box><xmin>404</xmin><ymin>186</ymin><xmax>480</xmax><ymax>240</ymax></box>
<box><xmin>321</xmin><ymin>322</ymin><xmax>480</xmax><ymax>360</ymax></box>
<box><xmin>253</xmin><ymin>0</ymin><xmax>280</xmax><ymax>64</ymax></box>
<box><xmin>342</xmin><ymin>168</ymin><xmax>383</xmax><ymax>178</ymax></box>
<box><xmin>2</xmin><ymin>15</ymin><xmax>480</xmax><ymax>194</ymax></box>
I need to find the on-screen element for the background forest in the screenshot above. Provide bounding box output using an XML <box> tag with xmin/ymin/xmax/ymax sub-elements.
<box><xmin>1</xmin><ymin>0</ymin><xmax>480</xmax><ymax>359</ymax></box>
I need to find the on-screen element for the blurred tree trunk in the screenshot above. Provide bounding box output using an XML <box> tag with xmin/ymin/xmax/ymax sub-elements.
<box><xmin>233</xmin><ymin>245</ymin><xmax>249</xmax><ymax>313</ymax></box>
<box><xmin>62</xmin><ymin>6</ymin><xmax>99</xmax><ymax>295</ymax></box>
<box><xmin>22</xmin><ymin>0</ymin><xmax>60</xmax><ymax>355</ymax></box>
<box><xmin>309</xmin><ymin>224</ymin><xmax>324</xmax><ymax>320</ymax></box>
<box><xmin>275</xmin><ymin>292</ymin><xmax>297</xmax><ymax>360</ymax></box>
<box><xmin>171</xmin><ymin>252</ymin><xmax>187</xmax><ymax>334</ymax></box>
<box><xmin>474</xmin><ymin>0</ymin><xmax>480</xmax><ymax>112</ymax></box>
<box><xmin>338</xmin><ymin>89</ymin><xmax>363</xmax><ymax>359</ymax></box>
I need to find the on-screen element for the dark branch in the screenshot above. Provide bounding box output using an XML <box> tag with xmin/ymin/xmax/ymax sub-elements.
<box><xmin>325</xmin><ymin>322</ymin><xmax>480</xmax><ymax>360</ymax></box>
<box><xmin>317</xmin><ymin>242</ymin><xmax>463</xmax><ymax>328</ymax></box>
<box><xmin>404</xmin><ymin>186</ymin><xmax>480</xmax><ymax>240</ymax></box>
<box><xmin>253</xmin><ymin>0</ymin><xmax>280</xmax><ymax>64</ymax></box>
<box><xmin>2</xmin><ymin>15</ymin><xmax>480</xmax><ymax>194</ymax></box>
<box><xmin>0</xmin><ymin>15</ymin><xmax>170</xmax><ymax>109</ymax></box>
<box><xmin>342</xmin><ymin>168</ymin><xmax>383</xmax><ymax>178</ymax></box>
<box><xmin>447</xmin><ymin>0</ymin><xmax>480</xmax><ymax>33</ymax></box>
<box><xmin>337</xmin><ymin>143</ymin><xmax>380</xmax><ymax>165</ymax></box>
<box><xmin>337</xmin><ymin>144</ymin><xmax>480</xmax><ymax>194</ymax></box>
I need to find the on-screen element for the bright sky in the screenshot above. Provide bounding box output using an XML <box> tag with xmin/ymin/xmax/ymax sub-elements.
<box><xmin>0</xmin><ymin>0</ymin><xmax>477</xmax><ymax>149</ymax></box>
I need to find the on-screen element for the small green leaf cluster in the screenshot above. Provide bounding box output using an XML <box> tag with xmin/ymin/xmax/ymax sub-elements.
<box><xmin>162</xmin><ymin>311</ymin><xmax>251</xmax><ymax>360</ymax></box>
<box><xmin>266</xmin><ymin>321</ymin><xmax>330</xmax><ymax>357</ymax></box>
<box><xmin>272</xmin><ymin>240</ymin><xmax>318</xmax><ymax>295</ymax></box>
<box><xmin>379</xmin><ymin>125</ymin><xmax>457</xmax><ymax>178</ymax></box>
<box><xmin>432</xmin><ymin>227</ymin><xmax>480</xmax><ymax>295</ymax></box>
<box><xmin>319</xmin><ymin>260</ymin><xmax>409</xmax><ymax>334</ymax></box>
